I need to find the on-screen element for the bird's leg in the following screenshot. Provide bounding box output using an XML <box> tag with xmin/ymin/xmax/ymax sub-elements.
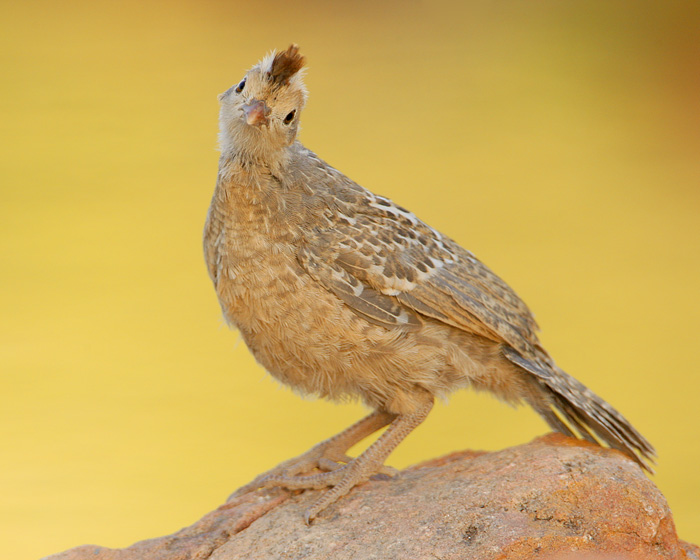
<box><xmin>264</xmin><ymin>396</ymin><xmax>435</xmax><ymax>524</ymax></box>
<box><xmin>230</xmin><ymin>409</ymin><xmax>395</xmax><ymax>499</ymax></box>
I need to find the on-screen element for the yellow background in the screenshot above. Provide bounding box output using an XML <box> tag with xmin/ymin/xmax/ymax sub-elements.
<box><xmin>2</xmin><ymin>1</ymin><xmax>699</xmax><ymax>558</ymax></box>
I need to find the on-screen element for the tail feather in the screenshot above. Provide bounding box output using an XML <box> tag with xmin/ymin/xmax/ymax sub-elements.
<box><xmin>525</xmin><ymin>397</ymin><xmax>577</xmax><ymax>439</ymax></box>
<box><xmin>547</xmin><ymin>393</ymin><xmax>598</xmax><ymax>444</ymax></box>
<box><xmin>504</xmin><ymin>347</ymin><xmax>656</xmax><ymax>472</ymax></box>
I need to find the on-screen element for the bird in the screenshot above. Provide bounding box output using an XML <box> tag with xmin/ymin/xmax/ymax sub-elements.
<box><xmin>203</xmin><ymin>45</ymin><xmax>655</xmax><ymax>524</ymax></box>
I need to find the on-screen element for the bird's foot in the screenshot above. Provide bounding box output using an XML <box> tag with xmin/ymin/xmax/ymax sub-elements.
<box><xmin>229</xmin><ymin>442</ymin><xmax>398</xmax><ymax>522</ymax></box>
<box><xmin>261</xmin><ymin>454</ymin><xmax>395</xmax><ymax>524</ymax></box>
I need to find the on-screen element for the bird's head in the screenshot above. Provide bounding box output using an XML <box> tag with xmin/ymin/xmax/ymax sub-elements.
<box><xmin>218</xmin><ymin>45</ymin><xmax>307</xmax><ymax>161</ymax></box>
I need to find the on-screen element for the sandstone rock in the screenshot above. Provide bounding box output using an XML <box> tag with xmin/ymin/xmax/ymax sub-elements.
<box><xmin>45</xmin><ymin>434</ymin><xmax>699</xmax><ymax>560</ymax></box>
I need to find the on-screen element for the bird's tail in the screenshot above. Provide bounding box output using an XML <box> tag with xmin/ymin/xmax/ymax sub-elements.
<box><xmin>503</xmin><ymin>347</ymin><xmax>656</xmax><ymax>472</ymax></box>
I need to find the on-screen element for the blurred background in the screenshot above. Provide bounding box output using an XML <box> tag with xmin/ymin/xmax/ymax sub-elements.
<box><xmin>2</xmin><ymin>1</ymin><xmax>699</xmax><ymax>557</ymax></box>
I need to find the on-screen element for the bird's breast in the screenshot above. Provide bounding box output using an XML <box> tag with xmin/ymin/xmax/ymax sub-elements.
<box><xmin>207</xmin><ymin>202</ymin><xmax>301</xmax><ymax>323</ymax></box>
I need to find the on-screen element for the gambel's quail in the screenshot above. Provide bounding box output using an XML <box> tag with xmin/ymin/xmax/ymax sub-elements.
<box><xmin>204</xmin><ymin>45</ymin><xmax>654</xmax><ymax>523</ymax></box>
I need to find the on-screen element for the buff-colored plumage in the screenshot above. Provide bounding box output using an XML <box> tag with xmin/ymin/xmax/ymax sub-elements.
<box><xmin>204</xmin><ymin>45</ymin><xmax>655</xmax><ymax>523</ymax></box>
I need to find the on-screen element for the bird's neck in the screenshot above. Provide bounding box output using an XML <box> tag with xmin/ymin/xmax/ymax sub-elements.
<box><xmin>214</xmin><ymin>142</ymin><xmax>301</xmax><ymax>209</ymax></box>
<box><xmin>218</xmin><ymin>135</ymin><xmax>294</xmax><ymax>174</ymax></box>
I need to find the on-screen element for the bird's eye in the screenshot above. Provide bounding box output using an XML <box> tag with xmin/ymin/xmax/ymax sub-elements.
<box><xmin>235</xmin><ymin>78</ymin><xmax>246</xmax><ymax>94</ymax></box>
<box><xmin>283</xmin><ymin>110</ymin><xmax>296</xmax><ymax>125</ymax></box>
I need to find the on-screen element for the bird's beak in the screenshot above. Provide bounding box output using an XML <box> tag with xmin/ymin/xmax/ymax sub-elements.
<box><xmin>242</xmin><ymin>99</ymin><xmax>270</xmax><ymax>127</ymax></box>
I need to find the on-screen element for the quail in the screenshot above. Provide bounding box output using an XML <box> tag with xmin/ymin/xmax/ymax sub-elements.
<box><xmin>203</xmin><ymin>45</ymin><xmax>655</xmax><ymax>524</ymax></box>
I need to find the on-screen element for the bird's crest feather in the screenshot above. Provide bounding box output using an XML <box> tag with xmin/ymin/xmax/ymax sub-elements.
<box><xmin>269</xmin><ymin>44</ymin><xmax>305</xmax><ymax>86</ymax></box>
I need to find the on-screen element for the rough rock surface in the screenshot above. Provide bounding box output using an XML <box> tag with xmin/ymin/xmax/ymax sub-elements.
<box><xmin>46</xmin><ymin>434</ymin><xmax>699</xmax><ymax>560</ymax></box>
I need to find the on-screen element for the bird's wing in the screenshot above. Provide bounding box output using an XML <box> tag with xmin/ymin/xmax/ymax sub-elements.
<box><xmin>298</xmin><ymin>191</ymin><xmax>540</xmax><ymax>355</ymax></box>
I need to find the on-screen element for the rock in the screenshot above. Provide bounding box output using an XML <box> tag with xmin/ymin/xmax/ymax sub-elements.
<box><xmin>45</xmin><ymin>434</ymin><xmax>699</xmax><ymax>560</ymax></box>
